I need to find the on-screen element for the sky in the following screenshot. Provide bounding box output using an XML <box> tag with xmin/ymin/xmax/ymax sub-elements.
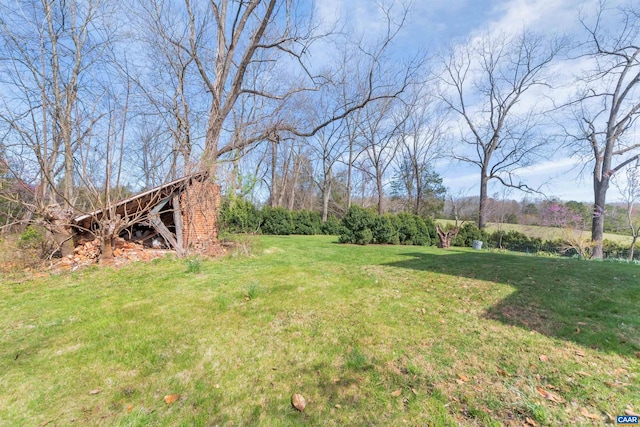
<box><xmin>316</xmin><ymin>0</ymin><xmax>633</xmax><ymax>203</ymax></box>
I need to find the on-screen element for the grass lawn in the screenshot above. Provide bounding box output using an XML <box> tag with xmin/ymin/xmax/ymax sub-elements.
<box><xmin>1</xmin><ymin>235</ymin><xmax>638</xmax><ymax>426</ymax></box>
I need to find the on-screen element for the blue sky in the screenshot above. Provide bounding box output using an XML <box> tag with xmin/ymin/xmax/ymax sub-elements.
<box><xmin>316</xmin><ymin>0</ymin><xmax>633</xmax><ymax>203</ymax></box>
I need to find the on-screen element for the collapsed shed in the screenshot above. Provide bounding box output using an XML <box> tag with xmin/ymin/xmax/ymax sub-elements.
<box><xmin>72</xmin><ymin>172</ymin><xmax>220</xmax><ymax>257</ymax></box>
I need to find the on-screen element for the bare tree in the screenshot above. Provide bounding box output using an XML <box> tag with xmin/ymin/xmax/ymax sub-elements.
<box><xmin>392</xmin><ymin>87</ymin><xmax>445</xmax><ymax>216</ymax></box>
<box><xmin>612</xmin><ymin>161</ymin><xmax>640</xmax><ymax>260</ymax></box>
<box><xmin>570</xmin><ymin>1</ymin><xmax>640</xmax><ymax>258</ymax></box>
<box><xmin>438</xmin><ymin>30</ymin><xmax>561</xmax><ymax>229</ymax></box>
<box><xmin>0</xmin><ymin>0</ymin><xmax>116</xmax><ymax>255</ymax></box>
<box><xmin>168</xmin><ymin>0</ymin><xmax>418</xmax><ymax>174</ymax></box>
<box><xmin>358</xmin><ymin>97</ymin><xmax>404</xmax><ymax>215</ymax></box>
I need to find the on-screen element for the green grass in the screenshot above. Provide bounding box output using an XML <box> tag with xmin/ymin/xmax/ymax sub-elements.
<box><xmin>1</xmin><ymin>235</ymin><xmax>638</xmax><ymax>425</ymax></box>
<box><xmin>438</xmin><ymin>219</ymin><xmax>634</xmax><ymax>244</ymax></box>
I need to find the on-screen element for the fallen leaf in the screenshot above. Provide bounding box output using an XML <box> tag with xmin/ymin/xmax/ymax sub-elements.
<box><xmin>334</xmin><ymin>404</ymin><xmax>342</xmax><ymax>409</ymax></box>
<box><xmin>457</xmin><ymin>374</ymin><xmax>469</xmax><ymax>382</ymax></box>
<box><xmin>539</xmin><ymin>355</ymin><xmax>548</xmax><ymax>362</ymax></box>
<box><xmin>496</xmin><ymin>368</ymin><xmax>510</xmax><ymax>377</ymax></box>
<box><xmin>575</xmin><ymin>328</ymin><xmax>581</xmax><ymax>334</ymax></box>
<box><xmin>575</xmin><ymin>350</ymin><xmax>585</xmax><ymax>357</ymax></box>
<box><xmin>579</xmin><ymin>407</ymin><xmax>601</xmax><ymax>420</ymax></box>
<box><xmin>576</xmin><ymin>371</ymin><xmax>591</xmax><ymax>377</ymax></box>
<box><xmin>391</xmin><ymin>388</ymin><xmax>402</xmax><ymax>397</ymax></box>
<box><xmin>127</xmin><ymin>405</ymin><xmax>133</xmax><ymax>413</ymax></box>
<box><xmin>410</xmin><ymin>387</ymin><xmax>418</xmax><ymax>395</ymax></box>
<box><xmin>291</xmin><ymin>393</ymin><xmax>306</xmax><ymax>411</ymax></box>
<box><xmin>625</xmin><ymin>408</ymin><xmax>640</xmax><ymax>416</ymax></box>
<box><xmin>577</xmin><ymin>322</ymin><xmax>587</xmax><ymax>326</ymax></box>
<box><xmin>88</xmin><ymin>389</ymin><xmax>102</xmax><ymax>395</ymax></box>
<box><xmin>164</xmin><ymin>394</ymin><xmax>180</xmax><ymax>405</ymax></box>
<box><xmin>535</xmin><ymin>386</ymin><xmax>565</xmax><ymax>403</ymax></box>
<box><xmin>213</xmin><ymin>384</ymin><xmax>220</xmax><ymax>389</ymax></box>
<box><xmin>525</xmin><ymin>417</ymin><xmax>538</xmax><ymax>426</ymax></box>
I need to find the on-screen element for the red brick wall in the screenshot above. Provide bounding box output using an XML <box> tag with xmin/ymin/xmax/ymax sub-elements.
<box><xmin>180</xmin><ymin>180</ymin><xmax>220</xmax><ymax>250</ymax></box>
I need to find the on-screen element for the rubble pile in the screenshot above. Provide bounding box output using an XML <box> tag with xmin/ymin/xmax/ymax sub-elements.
<box><xmin>55</xmin><ymin>237</ymin><xmax>171</xmax><ymax>270</ymax></box>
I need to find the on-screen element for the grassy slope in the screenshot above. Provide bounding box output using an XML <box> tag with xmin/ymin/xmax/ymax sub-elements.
<box><xmin>437</xmin><ymin>219</ymin><xmax>633</xmax><ymax>244</ymax></box>
<box><xmin>0</xmin><ymin>236</ymin><xmax>638</xmax><ymax>426</ymax></box>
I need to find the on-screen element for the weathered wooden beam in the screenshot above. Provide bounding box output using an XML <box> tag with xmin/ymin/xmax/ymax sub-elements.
<box><xmin>148</xmin><ymin>196</ymin><xmax>186</xmax><ymax>257</ymax></box>
<box><xmin>172</xmin><ymin>194</ymin><xmax>185</xmax><ymax>254</ymax></box>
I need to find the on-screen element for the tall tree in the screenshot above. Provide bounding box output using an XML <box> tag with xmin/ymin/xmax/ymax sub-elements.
<box><xmin>169</xmin><ymin>0</ymin><xmax>417</xmax><ymax>174</ymax></box>
<box><xmin>392</xmin><ymin>88</ymin><xmax>445</xmax><ymax>216</ymax></box>
<box><xmin>0</xmin><ymin>0</ymin><xmax>120</xmax><ymax>255</ymax></box>
<box><xmin>438</xmin><ymin>30</ymin><xmax>561</xmax><ymax>229</ymax></box>
<box><xmin>571</xmin><ymin>1</ymin><xmax>640</xmax><ymax>258</ymax></box>
<box><xmin>612</xmin><ymin>161</ymin><xmax>640</xmax><ymax>260</ymax></box>
<box><xmin>359</xmin><ymin>97</ymin><xmax>403</xmax><ymax>215</ymax></box>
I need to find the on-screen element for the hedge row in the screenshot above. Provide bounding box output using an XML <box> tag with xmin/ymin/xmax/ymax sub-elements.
<box><xmin>219</xmin><ymin>199</ymin><xmax>341</xmax><ymax>236</ymax></box>
<box><xmin>220</xmin><ymin>198</ymin><xmax>640</xmax><ymax>259</ymax></box>
<box><xmin>338</xmin><ymin>206</ymin><xmax>437</xmax><ymax>246</ymax></box>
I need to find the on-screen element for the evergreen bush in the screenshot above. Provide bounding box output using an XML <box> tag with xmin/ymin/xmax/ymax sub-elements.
<box><xmin>260</xmin><ymin>206</ymin><xmax>293</xmax><ymax>235</ymax></box>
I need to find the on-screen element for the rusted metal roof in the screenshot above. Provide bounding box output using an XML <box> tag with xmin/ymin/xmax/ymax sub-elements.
<box><xmin>73</xmin><ymin>171</ymin><xmax>208</xmax><ymax>229</ymax></box>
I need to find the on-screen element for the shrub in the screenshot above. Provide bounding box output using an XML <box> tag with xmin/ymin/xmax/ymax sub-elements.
<box><xmin>489</xmin><ymin>230</ymin><xmax>543</xmax><ymax>252</ymax></box>
<box><xmin>260</xmin><ymin>207</ymin><xmax>293</xmax><ymax>235</ymax></box>
<box><xmin>452</xmin><ymin>223</ymin><xmax>487</xmax><ymax>248</ymax></box>
<box><xmin>422</xmin><ymin>216</ymin><xmax>438</xmax><ymax>244</ymax></box>
<box><xmin>372</xmin><ymin>214</ymin><xmax>399</xmax><ymax>244</ymax></box>
<box><xmin>219</xmin><ymin>198</ymin><xmax>261</xmax><ymax>233</ymax></box>
<box><xmin>393</xmin><ymin>213</ymin><xmax>431</xmax><ymax>246</ymax></box>
<box><xmin>339</xmin><ymin>206</ymin><xmax>375</xmax><ymax>244</ymax></box>
<box><xmin>18</xmin><ymin>226</ymin><xmax>46</xmax><ymax>250</ymax></box>
<box><xmin>320</xmin><ymin>216</ymin><xmax>342</xmax><ymax>235</ymax></box>
<box><xmin>291</xmin><ymin>210</ymin><xmax>322</xmax><ymax>235</ymax></box>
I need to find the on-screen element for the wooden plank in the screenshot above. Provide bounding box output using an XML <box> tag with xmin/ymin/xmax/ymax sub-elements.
<box><xmin>147</xmin><ymin>195</ymin><xmax>186</xmax><ymax>257</ymax></box>
<box><xmin>172</xmin><ymin>194</ymin><xmax>184</xmax><ymax>254</ymax></box>
<box><xmin>149</xmin><ymin>213</ymin><xmax>182</xmax><ymax>255</ymax></box>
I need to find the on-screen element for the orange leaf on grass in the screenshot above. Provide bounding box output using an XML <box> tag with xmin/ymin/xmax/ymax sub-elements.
<box><xmin>391</xmin><ymin>388</ymin><xmax>402</xmax><ymax>397</ymax></box>
<box><xmin>535</xmin><ymin>386</ymin><xmax>565</xmax><ymax>403</ymax></box>
<box><xmin>579</xmin><ymin>407</ymin><xmax>601</xmax><ymax>420</ymax></box>
<box><xmin>539</xmin><ymin>355</ymin><xmax>548</xmax><ymax>362</ymax></box>
<box><xmin>164</xmin><ymin>394</ymin><xmax>180</xmax><ymax>405</ymax></box>
<box><xmin>291</xmin><ymin>393</ymin><xmax>306</xmax><ymax>411</ymax></box>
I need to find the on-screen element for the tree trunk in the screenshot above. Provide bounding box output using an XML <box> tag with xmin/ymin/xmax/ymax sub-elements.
<box><xmin>591</xmin><ymin>179</ymin><xmax>608</xmax><ymax>259</ymax></box>
<box><xmin>270</xmin><ymin>139</ymin><xmax>278</xmax><ymax>207</ymax></box>
<box><xmin>478</xmin><ymin>174</ymin><xmax>489</xmax><ymax>229</ymax></box>
<box><xmin>629</xmin><ymin>235</ymin><xmax>637</xmax><ymax>261</ymax></box>
<box><xmin>347</xmin><ymin>143</ymin><xmax>353</xmax><ymax>210</ymax></box>
<box><xmin>322</xmin><ymin>181</ymin><xmax>331</xmax><ymax>222</ymax></box>
<box><xmin>100</xmin><ymin>237</ymin><xmax>114</xmax><ymax>260</ymax></box>
<box><xmin>376</xmin><ymin>170</ymin><xmax>384</xmax><ymax>215</ymax></box>
<box><xmin>436</xmin><ymin>224</ymin><xmax>458</xmax><ymax>249</ymax></box>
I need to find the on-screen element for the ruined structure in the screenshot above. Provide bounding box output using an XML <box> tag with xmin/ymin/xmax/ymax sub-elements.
<box><xmin>72</xmin><ymin>172</ymin><xmax>220</xmax><ymax>257</ymax></box>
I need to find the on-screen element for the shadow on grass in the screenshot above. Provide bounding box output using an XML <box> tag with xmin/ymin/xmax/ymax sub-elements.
<box><xmin>383</xmin><ymin>250</ymin><xmax>640</xmax><ymax>357</ymax></box>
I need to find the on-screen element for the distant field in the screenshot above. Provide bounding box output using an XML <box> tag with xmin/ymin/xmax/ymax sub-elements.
<box><xmin>1</xmin><ymin>235</ymin><xmax>638</xmax><ymax>426</ymax></box>
<box><xmin>437</xmin><ymin>219</ymin><xmax>633</xmax><ymax>244</ymax></box>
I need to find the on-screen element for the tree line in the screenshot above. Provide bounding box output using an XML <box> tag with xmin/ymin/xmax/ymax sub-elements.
<box><xmin>1</xmin><ymin>0</ymin><xmax>639</xmax><ymax>259</ymax></box>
